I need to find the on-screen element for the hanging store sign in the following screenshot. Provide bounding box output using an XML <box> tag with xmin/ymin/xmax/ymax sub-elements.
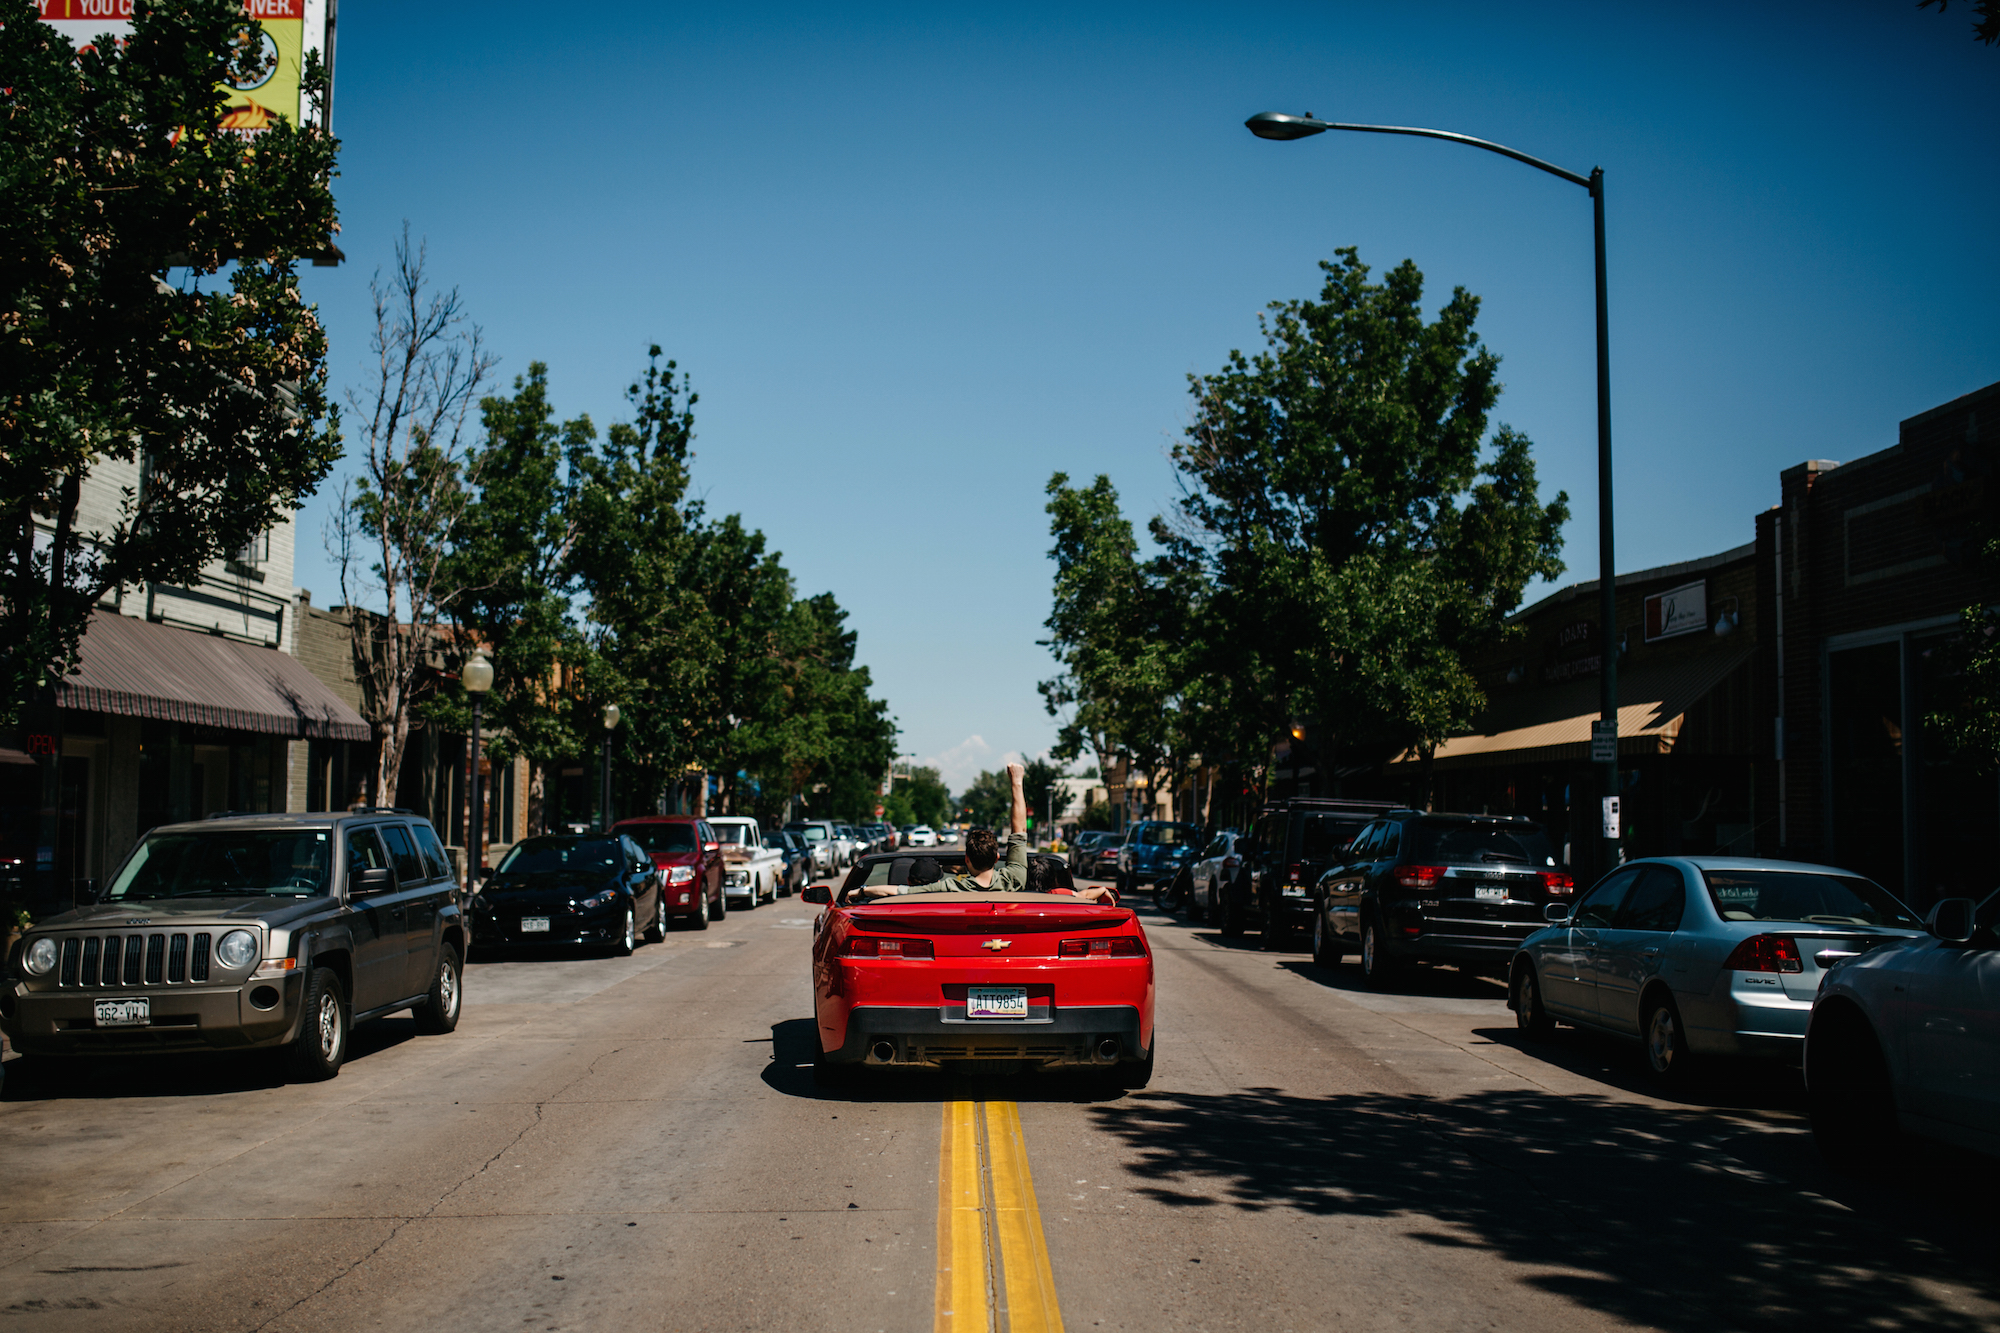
<box><xmin>38</xmin><ymin>0</ymin><xmax>333</xmax><ymax>132</ymax></box>
<box><xmin>1643</xmin><ymin>579</ymin><xmax>1707</xmax><ymax>643</ymax></box>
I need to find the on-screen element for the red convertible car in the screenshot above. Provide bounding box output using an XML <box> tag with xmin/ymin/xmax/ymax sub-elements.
<box><xmin>802</xmin><ymin>850</ymin><xmax>1153</xmax><ymax>1086</ymax></box>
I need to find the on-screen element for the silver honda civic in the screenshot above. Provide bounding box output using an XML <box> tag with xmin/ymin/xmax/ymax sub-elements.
<box><xmin>1507</xmin><ymin>856</ymin><xmax>1924</xmax><ymax>1083</ymax></box>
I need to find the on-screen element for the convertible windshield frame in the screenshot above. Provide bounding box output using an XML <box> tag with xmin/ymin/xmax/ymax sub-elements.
<box><xmin>107</xmin><ymin>829</ymin><xmax>334</xmax><ymax>901</ymax></box>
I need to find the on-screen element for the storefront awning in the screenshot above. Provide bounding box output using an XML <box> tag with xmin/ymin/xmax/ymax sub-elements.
<box><xmin>60</xmin><ymin>612</ymin><xmax>372</xmax><ymax>742</ymax></box>
<box><xmin>1393</xmin><ymin>646</ymin><xmax>1755</xmax><ymax>770</ymax></box>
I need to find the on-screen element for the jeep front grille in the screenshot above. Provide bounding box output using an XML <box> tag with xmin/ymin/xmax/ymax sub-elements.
<box><xmin>53</xmin><ymin>932</ymin><xmax>213</xmax><ymax>987</ymax></box>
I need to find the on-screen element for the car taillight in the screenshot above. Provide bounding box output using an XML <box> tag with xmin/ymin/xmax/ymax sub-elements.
<box><xmin>1286</xmin><ymin>862</ymin><xmax>1303</xmax><ymax>884</ymax></box>
<box><xmin>1057</xmin><ymin>937</ymin><xmax>1146</xmax><ymax>957</ymax></box>
<box><xmin>1222</xmin><ymin>857</ymin><xmax>1236</xmax><ymax>873</ymax></box>
<box><xmin>843</xmin><ymin>937</ymin><xmax>935</xmax><ymax>958</ymax></box>
<box><xmin>1723</xmin><ymin>934</ymin><xmax>1803</xmax><ymax>973</ymax></box>
<box><xmin>1539</xmin><ymin>871</ymin><xmax>1574</xmax><ymax>896</ymax></box>
<box><xmin>1395</xmin><ymin>865</ymin><xmax>1445</xmax><ymax>890</ymax></box>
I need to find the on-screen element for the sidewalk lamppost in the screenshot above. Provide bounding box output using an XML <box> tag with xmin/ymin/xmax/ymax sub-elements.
<box><xmin>460</xmin><ymin>650</ymin><xmax>494</xmax><ymax>886</ymax></box>
<box><xmin>599</xmin><ymin>703</ymin><xmax>621</xmax><ymax>833</ymax></box>
<box><xmin>1245</xmin><ymin>110</ymin><xmax>1621</xmax><ymax>870</ymax></box>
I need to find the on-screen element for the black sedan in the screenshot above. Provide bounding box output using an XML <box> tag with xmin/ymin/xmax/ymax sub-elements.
<box><xmin>471</xmin><ymin>834</ymin><xmax>666</xmax><ymax>955</ymax></box>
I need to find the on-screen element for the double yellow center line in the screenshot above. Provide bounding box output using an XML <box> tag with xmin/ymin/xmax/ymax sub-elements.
<box><xmin>935</xmin><ymin>1101</ymin><xmax>1064</xmax><ymax>1333</ymax></box>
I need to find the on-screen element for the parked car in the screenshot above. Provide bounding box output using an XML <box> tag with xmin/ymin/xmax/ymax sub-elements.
<box><xmin>614</xmin><ymin>816</ymin><xmax>725</xmax><ymax>926</ymax></box>
<box><xmin>785</xmin><ymin>820</ymin><xmax>840</xmax><ymax>874</ymax></box>
<box><xmin>1</xmin><ymin>810</ymin><xmax>466</xmax><ymax>1083</ymax></box>
<box><xmin>472</xmin><ymin>834</ymin><xmax>666</xmax><ymax>953</ymax></box>
<box><xmin>708</xmin><ymin>816</ymin><xmax>782</xmax><ymax>909</ymax></box>
<box><xmin>1509</xmin><ymin>856</ymin><xmax>1925</xmax><ymax>1083</ymax></box>
<box><xmin>1221</xmin><ymin>798</ymin><xmax>1398</xmax><ymax>941</ymax></box>
<box><xmin>1082</xmin><ymin>834</ymin><xmax>1124</xmax><ymax>881</ymax></box>
<box><xmin>934</xmin><ymin>826</ymin><xmax>960</xmax><ymax>845</ymax></box>
<box><xmin>767</xmin><ymin>831</ymin><xmax>812</xmax><ymax>895</ymax></box>
<box><xmin>1068</xmin><ymin>830</ymin><xmax>1117</xmax><ymax>878</ymax></box>
<box><xmin>1188</xmin><ymin>830</ymin><xmax>1242</xmax><ymax>922</ymax></box>
<box><xmin>800</xmin><ymin>848</ymin><xmax>1152</xmax><ymax>1084</ymax></box>
<box><xmin>1114</xmin><ymin>820</ymin><xmax>1202</xmax><ymax>896</ymax></box>
<box><xmin>1806</xmin><ymin>887</ymin><xmax>1999</xmax><ymax>1164</ymax></box>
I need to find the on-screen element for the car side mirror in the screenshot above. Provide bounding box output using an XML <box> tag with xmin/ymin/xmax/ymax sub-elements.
<box><xmin>802</xmin><ymin>885</ymin><xmax>833</xmax><ymax>905</ymax></box>
<box><xmin>479</xmin><ymin>863</ymin><xmax>493</xmax><ymax>878</ymax></box>
<box><xmin>72</xmin><ymin>877</ymin><xmax>98</xmax><ymax>907</ymax></box>
<box><xmin>1543</xmin><ymin>902</ymin><xmax>1572</xmax><ymax>924</ymax></box>
<box><xmin>704</xmin><ymin>842</ymin><xmax>720</xmax><ymax>853</ymax></box>
<box><xmin>350</xmin><ymin>866</ymin><xmax>394</xmax><ymax>897</ymax></box>
<box><xmin>1928</xmin><ymin>897</ymin><xmax>1977</xmax><ymax>945</ymax></box>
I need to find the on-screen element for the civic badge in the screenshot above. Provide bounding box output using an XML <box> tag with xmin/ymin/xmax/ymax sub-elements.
<box><xmin>982</xmin><ymin>938</ymin><xmax>1012</xmax><ymax>951</ymax></box>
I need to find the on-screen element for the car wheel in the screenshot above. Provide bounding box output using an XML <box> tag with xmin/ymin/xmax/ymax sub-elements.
<box><xmin>1511</xmin><ymin>965</ymin><xmax>1554</xmax><ymax>1040</ymax></box>
<box><xmin>644</xmin><ymin>893</ymin><xmax>667</xmax><ymax>943</ymax></box>
<box><xmin>1116</xmin><ymin>1040</ymin><xmax>1155</xmax><ymax>1090</ymax></box>
<box><xmin>689</xmin><ymin>893</ymin><xmax>709</xmax><ymax>930</ymax></box>
<box><xmin>1641</xmin><ymin>994</ymin><xmax>1695</xmax><ymax>1083</ymax></box>
<box><xmin>1311</xmin><ymin>911</ymin><xmax>1343</xmax><ymax>969</ymax></box>
<box><xmin>614</xmin><ymin>907</ymin><xmax>636</xmax><ymax>957</ymax></box>
<box><xmin>1218</xmin><ymin>882</ymin><xmax>1245</xmax><ymax>938</ymax></box>
<box><xmin>813</xmin><ymin>1039</ymin><xmax>854</xmax><ymax>1088</ymax></box>
<box><xmin>1807</xmin><ymin>1008</ymin><xmax>1898</xmax><ymax>1172</ymax></box>
<box><xmin>1203</xmin><ymin>880</ymin><xmax>1220</xmax><ymax>927</ymax></box>
<box><xmin>284</xmin><ymin>967</ymin><xmax>348</xmax><ymax>1082</ymax></box>
<box><xmin>1360</xmin><ymin>918</ymin><xmax>1400</xmax><ymax>988</ymax></box>
<box><xmin>710</xmin><ymin>886</ymin><xmax>727</xmax><ymax>920</ymax></box>
<box><xmin>412</xmin><ymin>944</ymin><xmax>463</xmax><ymax>1035</ymax></box>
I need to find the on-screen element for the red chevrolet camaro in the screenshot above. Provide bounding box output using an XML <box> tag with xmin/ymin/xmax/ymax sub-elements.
<box><xmin>802</xmin><ymin>850</ymin><xmax>1154</xmax><ymax>1085</ymax></box>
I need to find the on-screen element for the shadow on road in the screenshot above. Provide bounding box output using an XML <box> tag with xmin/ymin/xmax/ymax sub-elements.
<box><xmin>0</xmin><ymin>1015</ymin><xmax>421</xmax><ymax>1101</ymax></box>
<box><xmin>1088</xmin><ymin>1084</ymin><xmax>1998</xmax><ymax>1332</ymax></box>
<box><xmin>1276</xmin><ymin>957</ymin><xmax>1509</xmax><ymax>1001</ymax></box>
<box><xmin>760</xmin><ymin>1017</ymin><xmax>1134</xmax><ymax>1106</ymax></box>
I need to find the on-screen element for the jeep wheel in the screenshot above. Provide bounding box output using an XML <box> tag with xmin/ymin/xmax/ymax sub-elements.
<box><xmin>413</xmin><ymin>944</ymin><xmax>463</xmax><ymax>1035</ymax></box>
<box><xmin>614</xmin><ymin>907</ymin><xmax>636</xmax><ymax>957</ymax></box>
<box><xmin>1360</xmin><ymin>918</ymin><xmax>1400</xmax><ymax>988</ymax></box>
<box><xmin>644</xmin><ymin>893</ymin><xmax>667</xmax><ymax>943</ymax></box>
<box><xmin>1511</xmin><ymin>965</ymin><xmax>1553</xmax><ymax>1040</ymax></box>
<box><xmin>1311</xmin><ymin>911</ymin><xmax>1343</xmax><ymax>969</ymax></box>
<box><xmin>285</xmin><ymin>967</ymin><xmax>348</xmax><ymax>1082</ymax></box>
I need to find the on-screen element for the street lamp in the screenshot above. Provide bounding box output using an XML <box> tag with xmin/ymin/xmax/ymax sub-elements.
<box><xmin>460</xmin><ymin>650</ymin><xmax>494</xmax><ymax>885</ymax></box>
<box><xmin>1246</xmin><ymin>110</ymin><xmax>1621</xmax><ymax>870</ymax></box>
<box><xmin>600</xmin><ymin>703</ymin><xmax>621</xmax><ymax>833</ymax></box>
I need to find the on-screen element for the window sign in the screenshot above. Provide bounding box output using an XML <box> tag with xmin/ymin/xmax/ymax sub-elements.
<box><xmin>1643</xmin><ymin>579</ymin><xmax>1707</xmax><ymax>642</ymax></box>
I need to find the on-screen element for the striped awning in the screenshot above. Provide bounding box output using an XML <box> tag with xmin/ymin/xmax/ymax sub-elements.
<box><xmin>60</xmin><ymin>611</ymin><xmax>372</xmax><ymax>742</ymax></box>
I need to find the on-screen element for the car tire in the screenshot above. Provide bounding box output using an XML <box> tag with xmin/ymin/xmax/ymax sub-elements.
<box><xmin>1641</xmin><ymin>994</ymin><xmax>1695</xmax><ymax>1084</ymax></box>
<box><xmin>644</xmin><ymin>893</ymin><xmax>668</xmax><ymax>943</ymax></box>
<box><xmin>614</xmin><ymin>907</ymin><xmax>636</xmax><ymax>957</ymax></box>
<box><xmin>1116</xmin><ymin>1040</ymin><xmax>1155</xmax><ymax>1090</ymax></box>
<box><xmin>1360</xmin><ymin>917</ymin><xmax>1400</xmax><ymax>988</ymax></box>
<box><xmin>1218</xmin><ymin>882</ymin><xmax>1246</xmax><ymax>938</ymax></box>
<box><xmin>1807</xmin><ymin>1009</ymin><xmax>1898</xmax><ymax>1173</ymax></box>
<box><xmin>812</xmin><ymin>1040</ymin><xmax>854</xmax><ymax>1088</ymax></box>
<box><xmin>689</xmin><ymin>893</ymin><xmax>709</xmax><ymax>930</ymax></box>
<box><xmin>1511</xmin><ymin>965</ymin><xmax>1554</xmax><ymax>1040</ymax></box>
<box><xmin>710</xmin><ymin>887</ymin><xmax>726</xmax><ymax>921</ymax></box>
<box><xmin>1311</xmin><ymin>911</ymin><xmax>1343</xmax><ymax>969</ymax></box>
<box><xmin>412</xmin><ymin>944</ymin><xmax>463</xmax><ymax>1035</ymax></box>
<box><xmin>284</xmin><ymin>966</ymin><xmax>348</xmax><ymax>1082</ymax></box>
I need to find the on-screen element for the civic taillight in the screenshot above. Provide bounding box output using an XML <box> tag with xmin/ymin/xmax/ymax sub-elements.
<box><xmin>1539</xmin><ymin>871</ymin><xmax>1574</xmax><ymax>896</ymax></box>
<box><xmin>1395</xmin><ymin>865</ymin><xmax>1445</xmax><ymax>890</ymax></box>
<box><xmin>1723</xmin><ymin>934</ymin><xmax>1803</xmax><ymax>974</ymax></box>
<box><xmin>843</xmin><ymin>937</ymin><xmax>934</xmax><ymax>958</ymax></box>
<box><xmin>1058</xmin><ymin>937</ymin><xmax>1146</xmax><ymax>957</ymax></box>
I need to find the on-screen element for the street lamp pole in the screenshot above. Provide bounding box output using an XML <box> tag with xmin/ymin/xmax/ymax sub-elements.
<box><xmin>459</xmin><ymin>650</ymin><xmax>494</xmax><ymax>888</ymax></box>
<box><xmin>600</xmin><ymin>703</ymin><xmax>622</xmax><ymax>833</ymax></box>
<box><xmin>1245</xmin><ymin>112</ymin><xmax>1620</xmax><ymax>871</ymax></box>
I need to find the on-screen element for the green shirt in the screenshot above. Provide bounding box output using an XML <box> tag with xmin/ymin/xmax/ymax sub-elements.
<box><xmin>927</xmin><ymin>833</ymin><xmax>1027</xmax><ymax>894</ymax></box>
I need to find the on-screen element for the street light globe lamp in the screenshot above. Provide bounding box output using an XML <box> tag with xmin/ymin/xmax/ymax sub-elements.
<box><xmin>599</xmin><ymin>702</ymin><xmax>622</xmax><ymax>832</ymax></box>
<box><xmin>461</xmin><ymin>651</ymin><xmax>494</xmax><ymax>889</ymax></box>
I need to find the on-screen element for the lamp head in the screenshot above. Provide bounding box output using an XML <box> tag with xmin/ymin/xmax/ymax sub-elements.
<box><xmin>1246</xmin><ymin>112</ymin><xmax>1327</xmax><ymax>141</ymax></box>
<box><xmin>602</xmin><ymin>703</ymin><xmax>621</xmax><ymax>731</ymax></box>
<box><xmin>460</xmin><ymin>651</ymin><xmax>493</xmax><ymax>694</ymax></box>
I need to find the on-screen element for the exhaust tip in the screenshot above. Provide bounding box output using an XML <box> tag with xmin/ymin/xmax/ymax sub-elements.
<box><xmin>1094</xmin><ymin>1038</ymin><xmax>1121</xmax><ymax>1062</ymax></box>
<box><xmin>870</xmin><ymin>1040</ymin><xmax>897</xmax><ymax>1063</ymax></box>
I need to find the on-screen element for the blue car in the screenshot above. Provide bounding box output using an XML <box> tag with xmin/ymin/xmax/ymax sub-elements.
<box><xmin>1115</xmin><ymin>820</ymin><xmax>1202</xmax><ymax>894</ymax></box>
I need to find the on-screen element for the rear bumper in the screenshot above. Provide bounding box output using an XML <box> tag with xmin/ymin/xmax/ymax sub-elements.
<box><xmin>824</xmin><ymin>1003</ymin><xmax>1146</xmax><ymax>1069</ymax></box>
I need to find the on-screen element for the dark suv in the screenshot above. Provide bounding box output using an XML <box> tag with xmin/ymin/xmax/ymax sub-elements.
<box><xmin>2</xmin><ymin>810</ymin><xmax>467</xmax><ymax>1084</ymax></box>
<box><xmin>1218</xmin><ymin>798</ymin><xmax>1398</xmax><ymax>941</ymax></box>
<box><xmin>1313</xmin><ymin>811</ymin><xmax>1573</xmax><ymax>984</ymax></box>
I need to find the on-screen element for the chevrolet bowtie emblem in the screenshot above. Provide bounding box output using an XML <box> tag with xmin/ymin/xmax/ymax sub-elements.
<box><xmin>982</xmin><ymin>938</ymin><xmax>1012</xmax><ymax>951</ymax></box>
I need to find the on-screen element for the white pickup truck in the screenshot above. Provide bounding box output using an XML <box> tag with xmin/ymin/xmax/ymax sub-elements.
<box><xmin>708</xmin><ymin>816</ymin><xmax>784</xmax><ymax>909</ymax></box>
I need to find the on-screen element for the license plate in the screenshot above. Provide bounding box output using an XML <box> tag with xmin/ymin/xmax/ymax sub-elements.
<box><xmin>521</xmin><ymin>917</ymin><xmax>550</xmax><ymax>933</ymax></box>
<box><xmin>1474</xmin><ymin>885</ymin><xmax>1508</xmax><ymax>903</ymax></box>
<box><xmin>966</xmin><ymin>987</ymin><xmax>1029</xmax><ymax>1020</ymax></box>
<box><xmin>94</xmin><ymin>998</ymin><xmax>150</xmax><ymax>1027</ymax></box>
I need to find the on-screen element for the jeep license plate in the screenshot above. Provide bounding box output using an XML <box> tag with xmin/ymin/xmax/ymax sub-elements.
<box><xmin>94</xmin><ymin>998</ymin><xmax>150</xmax><ymax>1027</ymax></box>
<box><xmin>1474</xmin><ymin>885</ymin><xmax>1508</xmax><ymax>903</ymax></box>
<box><xmin>967</xmin><ymin>987</ymin><xmax>1029</xmax><ymax>1020</ymax></box>
<box><xmin>521</xmin><ymin>917</ymin><xmax>550</xmax><ymax>933</ymax></box>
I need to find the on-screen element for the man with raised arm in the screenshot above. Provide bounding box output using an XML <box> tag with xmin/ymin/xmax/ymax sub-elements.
<box><xmin>863</xmin><ymin>762</ymin><xmax>1112</xmax><ymax>901</ymax></box>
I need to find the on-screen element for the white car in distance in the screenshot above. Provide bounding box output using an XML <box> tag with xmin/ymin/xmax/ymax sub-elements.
<box><xmin>905</xmin><ymin>825</ymin><xmax>938</xmax><ymax>848</ymax></box>
<box><xmin>707</xmin><ymin>817</ymin><xmax>782</xmax><ymax>910</ymax></box>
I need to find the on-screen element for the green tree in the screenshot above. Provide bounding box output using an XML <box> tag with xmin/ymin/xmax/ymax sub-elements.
<box><xmin>958</xmin><ymin>769</ymin><xmax>1010</xmax><ymax>828</ymax></box>
<box><xmin>893</xmin><ymin>765</ymin><xmax>952</xmax><ymax>827</ymax></box>
<box><xmin>1</xmin><ymin>0</ymin><xmax>339</xmax><ymax>727</ymax></box>
<box><xmin>1923</xmin><ymin>527</ymin><xmax>2000</xmax><ymax>769</ymax></box>
<box><xmin>1168</xmin><ymin>248</ymin><xmax>1568</xmax><ymax>797</ymax></box>
<box><xmin>1919</xmin><ymin>0</ymin><xmax>2000</xmax><ymax>45</ymax></box>
<box><xmin>1020</xmin><ymin>757</ymin><xmax>1062</xmax><ymax>834</ymax></box>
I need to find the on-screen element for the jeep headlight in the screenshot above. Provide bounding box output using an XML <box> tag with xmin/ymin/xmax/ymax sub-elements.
<box><xmin>215</xmin><ymin>929</ymin><xmax>259</xmax><ymax>970</ymax></box>
<box><xmin>23</xmin><ymin>937</ymin><xmax>57</xmax><ymax>976</ymax></box>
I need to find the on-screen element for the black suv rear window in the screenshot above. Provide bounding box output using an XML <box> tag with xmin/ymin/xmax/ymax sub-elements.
<box><xmin>1413</xmin><ymin>820</ymin><xmax>1557</xmax><ymax>867</ymax></box>
<box><xmin>1701</xmin><ymin>869</ymin><xmax>1918</xmax><ymax>927</ymax></box>
<box><xmin>1299</xmin><ymin>814</ymin><xmax>1374</xmax><ymax>861</ymax></box>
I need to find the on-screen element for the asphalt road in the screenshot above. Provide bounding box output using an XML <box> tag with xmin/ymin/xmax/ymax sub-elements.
<box><xmin>3</xmin><ymin>880</ymin><xmax>1997</xmax><ymax>1333</ymax></box>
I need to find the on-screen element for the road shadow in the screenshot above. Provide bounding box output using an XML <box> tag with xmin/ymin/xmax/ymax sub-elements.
<box><xmin>1473</xmin><ymin>1022</ymin><xmax>1810</xmax><ymax>1114</ymax></box>
<box><xmin>1088</xmin><ymin>1085</ymin><xmax>1998</xmax><ymax>1332</ymax></box>
<box><xmin>1277</xmin><ymin>956</ymin><xmax>1510</xmax><ymax>1001</ymax></box>
<box><xmin>760</xmin><ymin>1017</ymin><xmax>1134</xmax><ymax>1106</ymax></box>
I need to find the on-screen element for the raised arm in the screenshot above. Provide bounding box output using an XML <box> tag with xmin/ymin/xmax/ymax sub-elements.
<box><xmin>1008</xmin><ymin>762</ymin><xmax>1027</xmax><ymax>838</ymax></box>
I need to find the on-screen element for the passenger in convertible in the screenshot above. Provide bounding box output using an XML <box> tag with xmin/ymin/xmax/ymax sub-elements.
<box><xmin>862</xmin><ymin>762</ymin><xmax>1113</xmax><ymax>901</ymax></box>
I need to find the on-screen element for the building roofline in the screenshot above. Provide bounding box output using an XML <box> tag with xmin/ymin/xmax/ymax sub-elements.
<box><xmin>1511</xmin><ymin>541</ymin><xmax>1756</xmax><ymax>622</ymax></box>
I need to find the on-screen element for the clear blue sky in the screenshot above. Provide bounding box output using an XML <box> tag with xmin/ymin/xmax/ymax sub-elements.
<box><xmin>292</xmin><ymin>1</ymin><xmax>1998</xmax><ymax>793</ymax></box>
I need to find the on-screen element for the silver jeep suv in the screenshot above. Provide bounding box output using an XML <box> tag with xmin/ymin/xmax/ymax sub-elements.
<box><xmin>1</xmin><ymin>811</ymin><xmax>467</xmax><ymax>1083</ymax></box>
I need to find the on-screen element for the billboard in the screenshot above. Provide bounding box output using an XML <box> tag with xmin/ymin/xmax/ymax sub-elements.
<box><xmin>1643</xmin><ymin>579</ymin><xmax>1707</xmax><ymax>642</ymax></box>
<box><xmin>37</xmin><ymin>0</ymin><xmax>334</xmax><ymax>132</ymax></box>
